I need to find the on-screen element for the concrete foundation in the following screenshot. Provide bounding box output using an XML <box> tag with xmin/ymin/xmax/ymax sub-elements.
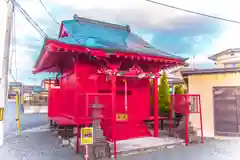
<box><xmin>109</xmin><ymin>137</ymin><xmax>184</xmax><ymax>156</ymax></box>
<box><xmin>61</xmin><ymin>139</ymin><xmax>70</xmax><ymax>146</ymax></box>
<box><xmin>69</xmin><ymin>136</ymin><xmax>184</xmax><ymax>157</ymax></box>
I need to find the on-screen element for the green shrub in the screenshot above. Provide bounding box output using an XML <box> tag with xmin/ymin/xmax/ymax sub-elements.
<box><xmin>158</xmin><ymin>71</ymin><xmax>170</xmax><ymax>115</ymax></box>
<box><xmin>174</xmin><ymin>85</ymin><xmax>184</xmax><ymax>94</ymax></box>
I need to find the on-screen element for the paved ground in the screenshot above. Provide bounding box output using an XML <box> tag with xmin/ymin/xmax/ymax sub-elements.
<box><xmin>1</xmin><ymin>128</ymin><xmax>240</xmax><ymax>160</ymax></box>
<box><xmin>2</xmin><ymin>101</ymin><xmax>240</xmax><ymax>160</ymax></box>
<box><xmin>0</xmin><ymin>131</ymin><xmax>81</xmax><ymax>160</ymax></box>
<box><xmin>124</xmin><ymin>139</ymin><xmax>240</xmax><ymax>160</ymax></box>
<box><xmin>4</xmin><ymin>102</ymin><xmax>48</xmax><ymax>135</ymax></box>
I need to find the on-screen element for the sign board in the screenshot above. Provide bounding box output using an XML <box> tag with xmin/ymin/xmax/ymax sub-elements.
<box><xmin>9</xmin><ymin>82</ymin><xmax>22</xmax><ymax>87</ymax></box>
<box><xmin>81</xmin><ymin>127</ymin><xmax>93</xmax><ymax>145</ymax></box>
<box><xmin>116</xmin><ymin>113</ymin><xmax>128</xmax><ymax>121</ymax></box>
<box><xmin>0</xmin><ymin>108</ymin><xmax>4</xmax><ymax>121</ymax></box>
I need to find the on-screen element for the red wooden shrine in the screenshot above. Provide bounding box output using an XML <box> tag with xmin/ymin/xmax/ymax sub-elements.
<box><xmin>33</xmin><ymin>15</ymin><xmax>185</xmax><ymax>158</ymax></box>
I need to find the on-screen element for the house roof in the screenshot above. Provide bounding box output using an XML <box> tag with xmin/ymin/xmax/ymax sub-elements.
<box><xmin>181</xmin><ymin>68</ymin><xmax>240</xmax><ymax>76</ymax></box>
<box><xmin>33</xmin><ymin>15</ymin><xmax>185</xmax><ymax>73</ymax></box>
<box><xmin>208</xmin><ymin>48</ymin><xmax>240</xmax><ymax>60</ymax></box>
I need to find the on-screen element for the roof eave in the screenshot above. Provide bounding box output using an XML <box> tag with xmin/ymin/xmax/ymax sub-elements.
<box><xmin>181</xmin><ymin>68</ymin><xmax>240</xmax><ymax>76</ymax></box>
<box><xmin>208</xmin><ymin>55</ymin><xmax>217</xmax><ymax>61</ymax></box>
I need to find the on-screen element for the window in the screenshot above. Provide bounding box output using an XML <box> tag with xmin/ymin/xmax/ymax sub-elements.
<box><xmin>224</xmin><ymin>63</ymin><xmax>238</xmax><ymax>68</ymax></box>
<box><xmin>224</xmin><ymin>63</ymin><xmax>232</xmax><ymax>68</ymax></box>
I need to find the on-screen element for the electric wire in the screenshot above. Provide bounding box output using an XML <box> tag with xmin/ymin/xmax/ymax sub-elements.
<box><xmin>39</xmin><ymin>0</ymin><xmax>60</xmax><ymax>25</ymax></box>
<box><xmin>7</xmin><ymin>0</ymin><xmax>49</xmax><ymax>82</ymax></box>
<box><xmin>145</xmin><ymin>0</ymin><xmax>240</xmax><ymax>25</ymax></box>
<box><xmin>10</xmin><ymin>4</ymin><xmax>17</xmax><ymax>82</ymax></box>
<box><xmin>13</xmin><ymin>4</ymin><xmax>17</xmax><ymax>81</ymax></box>
<box><xmin>11</xmin><ymin>0</ymin><xmax>48</xmax><ymax>38</ymax></box>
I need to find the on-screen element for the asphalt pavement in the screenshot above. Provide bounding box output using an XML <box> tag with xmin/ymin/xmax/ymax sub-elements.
<box><xmin>1</xmin><ymin>129</ymin><xmax>240</xmax><ymax>160</ymax></box>
<box><xmin>0</xmin><ymin>131</ymin><xmax>81</xmax><ymax>160</ymax></box>
<box><xmin>2</xmin><ymin>101</ymin><xmax>240</xmax><ymax>160</ymax></box>
<box><xmin>4</xmin><ymin>101</ymin><xmax>48</xmax><ymax>135</ymax></box>
<box><xmin>123</xmin><ymin>139</ymin><xmax>240</xmax><ymax>160</ymax></box>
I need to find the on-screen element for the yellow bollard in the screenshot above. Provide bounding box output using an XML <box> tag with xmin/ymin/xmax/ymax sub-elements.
<box><xmin>15</xmin><ymin>92</ymin><xmax>21</xmax><ymax>133</ymax></box>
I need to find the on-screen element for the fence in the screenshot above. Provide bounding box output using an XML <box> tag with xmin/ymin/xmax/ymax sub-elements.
<box><xmin>170</xmin><ymin>94</ymin><xmax>204</xmax><ymax>145</ymax></box>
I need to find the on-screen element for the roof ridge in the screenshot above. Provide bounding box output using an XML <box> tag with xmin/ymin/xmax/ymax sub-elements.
<box><xmin>73</xmin><ymin>14</ymin><xmax>131</xmax><ymax>32</ymax></box>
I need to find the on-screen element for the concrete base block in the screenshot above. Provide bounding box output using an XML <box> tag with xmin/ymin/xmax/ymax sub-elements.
<box><xmin>52</xmin><ymin>131</ymin><xmax>58</xmax><ymax>135</ymax></box>
<box><xmin>61</xmin><ymin>139</ymin><xmax>70</xmax><ymax>146</ymax></box>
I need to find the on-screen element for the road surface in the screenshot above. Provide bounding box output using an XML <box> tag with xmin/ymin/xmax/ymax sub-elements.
<box><xmin>4</xmin><ymin>101</ymin><xmax>48</xmax><ymax>135</ymax></box>
<box><xmin>1</xmin><ymin>102</ymin><xmax>240</xmax><ymax>160</ymax></box>
<box><xmin>0</xmin><ymin>128</ymin><xmax>240</xmax><ymax>160</ymax></box>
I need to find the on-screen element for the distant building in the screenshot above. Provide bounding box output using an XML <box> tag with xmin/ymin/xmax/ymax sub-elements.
<box><xmin>8</xmin><ymin>82</ymin><xmax>23</xmax><ymax>100</ymax></box>
<box><xmin>208</xmin><ymin>48</ymin><xmax>240</xmax><ymax>68</ymax></box>
<box><xmin>22</xmin><ymin>85</ymin><xmax>48</xmax><ymax>106</ymax></box>
<box><xmin>41</xmin><ymin>79</ymin><xmax>56</xmax><ymax>90</ymax></box>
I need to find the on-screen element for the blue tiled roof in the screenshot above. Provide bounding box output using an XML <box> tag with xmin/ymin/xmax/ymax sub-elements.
<box><xmin>55</xmin><ymin>16</ymin><xmax>184</xmax><ymax>60</ymax></box>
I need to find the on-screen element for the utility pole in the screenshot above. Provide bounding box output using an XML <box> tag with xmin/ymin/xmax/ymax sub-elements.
<box><xmin>0</xmin><ymin>0</ymin><xmax>13</xmax><ymax>147</ymax></box>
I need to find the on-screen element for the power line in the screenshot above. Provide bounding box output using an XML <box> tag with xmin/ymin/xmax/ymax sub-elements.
<box><xmin>39</xmin><ymin>0</ymin><xmax>60</xmax><ymax>25</ymax></box>
<box><xmin>10</xmin><ymin>4</ymin><xmax>17</xmax><ymax>82</ymax></box>
<box><xmin>11</xmin><ymin>0</ymin><xmax>48</xmax><ymax>38</ymax></box>
<box><xmin>13</xmin><ymin>4</ymin><xmax>17</xmax><ymax>81</ymax></box>
<box><xmin>145</xmin><ymin>0</ymin><xmax>240</xmax><ymax>25</ymax></box>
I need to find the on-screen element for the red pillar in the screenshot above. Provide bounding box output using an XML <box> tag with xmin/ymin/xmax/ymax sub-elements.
<box><xmin>153</xmin><ymin>77</ymin><xmax>159</xmax><ymax>137</ymax></box>
<box><xmin>111</xmin><ymin>74</ymin><xmax>117</xmax><ymax>159</ymax></box>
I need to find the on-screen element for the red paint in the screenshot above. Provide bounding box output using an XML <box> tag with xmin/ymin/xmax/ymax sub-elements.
<box><xmin>48</xmin><ymin>61</ymin><xmax>153</xmax><ymax>139</ymax></box>
<box><xmin>185</xmin><ymin>95</ymin><xmax>189</xmax><ymax>146</ymax></box>
<box><xmin>111</xmin><ymin>74</ymin><xmax>117</xmax><ymax>159</ymax></box>
<box><xmin>199</xmin><ymin>95</ymin><xmax>204</xmax><ymax>144</ymax></box>
<box><xmin>33</xmin><ymin>24</ymin><xmax>186</xmax><ymax>158</ymax></box>
<box><xmin>153</xmin><ymin>78</ymin><xmax>159</xmax><ymax>137</ymax></box>
<box><xmin>170</xmin><ymin>94</ymin><xmax>204</xmax><ymax>145</ymax></box>
<box><xmin>33</xmin><ymin>39</ymin><xmax>184</xmax><ymax>74</ymax></box>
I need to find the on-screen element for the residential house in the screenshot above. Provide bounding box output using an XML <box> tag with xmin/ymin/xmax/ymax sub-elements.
<box><xmin>181</xmin><ymin>48</ymin><xmax>240</xmax><ymax>138</ymax></box>
<box><xmin>208</xmin><ymin>48</ymin><xmax>240</xmax><ymax>68</ymax></box>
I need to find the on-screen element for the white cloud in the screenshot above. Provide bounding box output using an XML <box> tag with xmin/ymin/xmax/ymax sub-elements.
<box><xmin>49</xmin><ymin>0</ymin><xmax>240</xmax><ymax>69</ymax></box>
<box><xmin>8</xmin><ymin>47</ymin><xmax>35</xmax><ymax>82</ymax></box>
<box><xmin>14</xmin><ymin>46</ymin><xmax>35</xmax><ymax>70</ymax></box>
<box><xmin>191</xmin><ymin>23</ymin><xmax>240</xmax><ymax>66</ymax></box>
<box><xmin>209</xmin><ymin>24</ymin><xmax>240</xmax><ymax>54</ymax></box>
<box><xmin>139</xmin><ymin>33</ymin><xmax>154</xmax><ymax>44</ymax></box>
<box><xmin>2</xmin><ymin>0</ymin><xmax>240</xmax><ymax>83</ymax></box>
<box><xmin>49</xmin><ymin>0</ymin><xmax>239</xmax><ymax>29</ymax></box>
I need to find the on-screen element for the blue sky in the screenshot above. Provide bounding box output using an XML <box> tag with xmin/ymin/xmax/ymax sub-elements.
<box><xmin>1</xmin><ymin>0</ymin><xmax>240</xmax><ymax>84</ymax></box>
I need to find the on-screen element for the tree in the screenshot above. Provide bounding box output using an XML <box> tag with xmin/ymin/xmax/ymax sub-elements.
<box><xmin>174</xmin><ymin>85</ymin><xmax>184</xmax><ymax>94</ymax></box>
<box><xmin>158</xmin><ymin>71</ymin><xmax>170</xmax><ymax>115</ymax></box>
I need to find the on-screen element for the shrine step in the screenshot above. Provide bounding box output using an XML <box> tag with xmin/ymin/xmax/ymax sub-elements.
<box><xmin>108</xmin><ymin>137</ymin><xmax>185</xmax><ymax>157</ymax></box>
<box><xmin>69</xmin><ymin>136</ymin><xmax>184</xmax><ymax>158</ymax></box>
